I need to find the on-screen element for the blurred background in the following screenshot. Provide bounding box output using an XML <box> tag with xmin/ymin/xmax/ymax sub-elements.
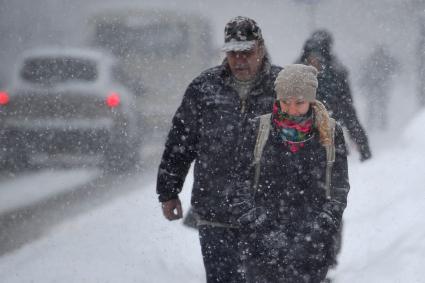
<box><xmin>1</xmin><ymin>0</ymin><xmax>424</xmax><ymax>136</ymax></box>
<box><xmin>0</xmin><ymin>1</ymin><xmax>425</xmax><ymax>282</ymax></box>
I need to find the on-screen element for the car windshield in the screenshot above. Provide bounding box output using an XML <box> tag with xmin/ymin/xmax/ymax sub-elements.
<box><xmin>20</xmin><ymin>57</ymin><xmax>98</xmax><ymax>84</ymax></box>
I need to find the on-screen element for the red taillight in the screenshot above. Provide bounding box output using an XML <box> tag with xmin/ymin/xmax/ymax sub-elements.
<box><xmin>0</xmin><ymin>91</ymin><xmax>9</xmax><ymax>105</ymax></box>
<box><xmin>106</xmin><ymin>92</ymin><xmax>120</xmax><ymax>108</ymax></box>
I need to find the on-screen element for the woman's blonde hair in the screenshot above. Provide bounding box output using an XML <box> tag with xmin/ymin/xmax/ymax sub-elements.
<box><xmin>312</xmin><ymin>100</ymin><xmax>332</xmax><ymax>146</ymax></box>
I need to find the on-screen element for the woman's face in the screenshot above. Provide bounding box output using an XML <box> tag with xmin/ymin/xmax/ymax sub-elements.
<box><xmin>279</xmin><ymin>97</ymin><xmax>310</xmax><ymax>116</ymax></box>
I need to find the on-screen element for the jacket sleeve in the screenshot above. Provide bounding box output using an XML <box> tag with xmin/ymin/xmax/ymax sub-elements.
<box><xmin>336</xmin><ymin>73</ymin><xmax>372</xmax><ymax>160</ymax></box>
<box><xmin>227</xmin><ymin>116</ymin><xmax>260</xmax><ymax>225</ymax></box>
<box><xmin>156</xmin><ymin>80</ymin><xmax>202</xmax><ymax>202</ymax></box>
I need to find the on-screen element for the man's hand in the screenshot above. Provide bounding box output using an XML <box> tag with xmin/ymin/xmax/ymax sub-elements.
<box><xmin>161</xmin><ymin>198</ymin><xmax>183</xmax><ymax>221</ymax></box>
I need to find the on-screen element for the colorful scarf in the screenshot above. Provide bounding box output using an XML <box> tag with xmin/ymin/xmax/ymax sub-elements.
<box><xmin>272</xmin><ymin>101</ymin><xmax>315</xmax><ymax>153</ymax></box>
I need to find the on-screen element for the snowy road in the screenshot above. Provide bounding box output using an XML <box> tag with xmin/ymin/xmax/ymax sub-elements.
<box><xmin>0</xmin><ymin>140</ymin><xmax>163</xmax><ymax>257</ymax></box>
<box><xmin>0</xmin><ymin>169</ymin><xmax>146</xmax><ymax>256</ymax></box>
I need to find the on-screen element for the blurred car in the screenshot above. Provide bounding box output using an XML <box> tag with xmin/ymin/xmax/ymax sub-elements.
<box><xmin>85</xmin><ymin>8</ymin><xmax>218</xmax><ymax>137</ymax></box>
<box><xmin>0</xmin><ymin>47</ymin><xmax>142</xmax><ymax>171</ymax></box>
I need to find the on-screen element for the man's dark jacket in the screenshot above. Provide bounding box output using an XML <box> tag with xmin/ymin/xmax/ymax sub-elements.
<box><xmin>157</xmin><ymin>59</ymin><xmax>282</xmax><ymax>223</ymax></box>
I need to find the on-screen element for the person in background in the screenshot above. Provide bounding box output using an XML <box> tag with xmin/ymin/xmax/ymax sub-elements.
<box><xmin>156</xmin><ymin>16</ymin><xmax>282</xmax><ymax>282</ymax></box>
<box><xmin>297</xmin><ymin>31</ymin><xmax>371</xmax><ymax>280</ymax></box>
<box><xmin>359</xmin><ymin>44</ymin><xmax>399</xmax><ymax>131</ymax></box>
<box><xmin>230</xmin><ymin>64</ymin><xmax>350</xmax><ymax>282</ymax></box>
<box><xmin>297</xmin><ymin>29</ymin><xmax>372</xmax><ymax>162</ymax></box>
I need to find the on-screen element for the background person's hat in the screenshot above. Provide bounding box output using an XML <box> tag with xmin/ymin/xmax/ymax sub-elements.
<box><xmin>222</xmin><ymin>16</ymin><xmax>263</xmax><ymax>52</ymax></box>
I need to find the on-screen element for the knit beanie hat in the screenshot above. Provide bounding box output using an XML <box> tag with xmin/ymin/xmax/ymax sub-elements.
<box><xmin>274</xmin><ymin>64</ymin><xmax>318</xmax><ymax>102</ymax></box>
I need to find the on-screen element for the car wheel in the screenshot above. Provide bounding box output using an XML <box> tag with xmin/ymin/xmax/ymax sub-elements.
<box><xmin>1</xmin><ymin>149</ymin><xmax>30</xmax><ymax>172</ymax></box>
<box><xmin>103</xmin><ymin>140</ymin><xmax>140</xmax><ymax>174</ymax></box>
<box><xmin>1</xmin><ymin>130</ymin><xmax>31</xmax><ymax>171</ymax></box>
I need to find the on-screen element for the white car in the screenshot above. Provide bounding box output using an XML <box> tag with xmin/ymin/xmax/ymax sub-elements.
<box><xmin>0</xmin><ymin>47</ymin><xmax>143</xmax><ymax>172</ymax></box>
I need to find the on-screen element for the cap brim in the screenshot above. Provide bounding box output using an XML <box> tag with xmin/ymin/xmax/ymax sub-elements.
<box><xmin>222</xmin><ymin>40</ymin><xmax>256</xmax><ymax>52</ymax></box>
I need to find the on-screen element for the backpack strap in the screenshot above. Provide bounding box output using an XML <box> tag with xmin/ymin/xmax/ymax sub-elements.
<box><xmin>253</xmin><ymin>113</ymin><xmax>272</xmax><ymax>190</ymax></box>
<box><xmin>324</xmin><ymin>118</ymin><xmax>336</xmax><ymax>199</ymax></box>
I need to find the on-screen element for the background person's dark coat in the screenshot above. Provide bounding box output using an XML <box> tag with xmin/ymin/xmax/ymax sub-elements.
<box><xmin>297</xmin><ymin>34</ymin><xmax>372</xmax><ymax>161</ymax></box>
<box><xmin>316</xmin><ymin>65</ymin><xmax>371</xmax><ymax>160</ymax></box>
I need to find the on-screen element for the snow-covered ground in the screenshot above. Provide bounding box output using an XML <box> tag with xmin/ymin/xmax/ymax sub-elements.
<box><xmin>0</xmin><ymin>105</ymin><xmax>424</xmax><ymax>283</ymax></box>
<box><xmin>0</xmin><ymin>169</ymin><xmax>100</xmax><ymax>215</ymax></box>
<box><xmin>332</xmin><ymin>110</ymin><xmax>425</xmax><ymax>283</ymax></box>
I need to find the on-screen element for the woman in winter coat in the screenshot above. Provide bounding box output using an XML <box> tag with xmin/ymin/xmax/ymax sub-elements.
<box><xmin>231</xmin><ymin>64</ymin><xmax>350</xmax><ymax>282</ymax></box>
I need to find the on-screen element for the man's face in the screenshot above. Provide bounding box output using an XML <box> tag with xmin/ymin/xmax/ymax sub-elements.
<box><xmin>226</xmin><ymin>42</ymin><xmax>264</xmax><ymax>81</ymax></box>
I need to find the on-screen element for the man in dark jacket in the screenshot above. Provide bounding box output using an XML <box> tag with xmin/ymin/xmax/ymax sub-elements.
<box><xmin>297</xmin><ymin>29</ymin><xmax>372</xmax><ymax>161</ymax></box>
<box><xmin>156</xmin><ymin>16</ymin><xmax>282</xmax><ymax>282</ymax></box>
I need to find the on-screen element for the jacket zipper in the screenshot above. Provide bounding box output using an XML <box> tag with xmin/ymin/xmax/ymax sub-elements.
<box><xmin>241</xmin><ymin>99</ymin><xmax>247</xmax><ymax>113</ymax></box>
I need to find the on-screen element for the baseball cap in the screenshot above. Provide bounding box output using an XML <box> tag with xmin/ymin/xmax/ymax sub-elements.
<box><xmin>222</xmin><ymin>16</ymin><xmax>263</xmax><ymax>52</ymax></box>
